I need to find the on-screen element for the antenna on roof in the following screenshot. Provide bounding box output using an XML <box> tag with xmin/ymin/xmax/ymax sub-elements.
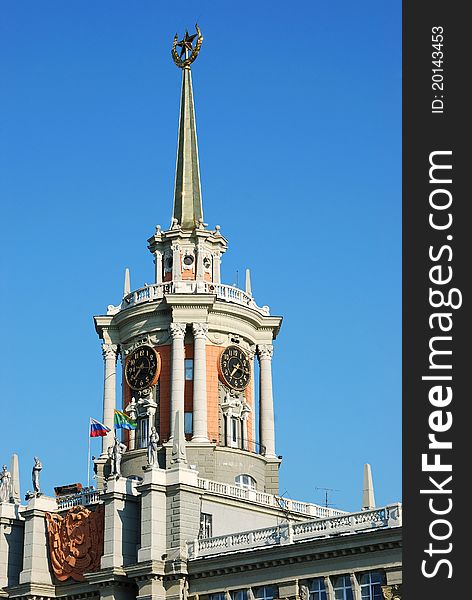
<box><xmin>314</xmin><ymin>487</ymin><xmax>340</xmax><ymax>508</ymax></box>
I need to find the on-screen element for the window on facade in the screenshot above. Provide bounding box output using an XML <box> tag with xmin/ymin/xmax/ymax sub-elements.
<box><xmin>209</xmin><ymin>594</ymin><xmax>226</xmax><ymax>600</ymax></box>
<box><xmin>234</xmin><ymin>474</ymin><xmax>256</xmax><ymax>490</ymax></box>
<box><xmin>360</xmin><ymin>572</ymin><xmax>384</xmax><ymax>600</ymax></box>
<box><xmin>184</xmin><ymin>412</ymin><xmax>193</xmax><ymax>435</ymax></box>
<box><xmin>138</xmin><ymin>418</ymin><xmax>149</xmax><ymax>449</ymax></box>
<box><xmin>199</xmin><ymin>513</ymin><xmax>213</xmax><ymax>539</ymax></box>
<box><xmin>332</xmin><ymin>576</ymin><xmax>353</xmax><ymax>600</ymax></box>
<box><xmin>185</xmin><ymin>358</ymin><xmax>194</xmax><ymax>380</ymax></box>
<box><xmin>231</xmin><ymin>417</ymin><xmax>238</xmax><ymax>446</ymax></box>
<box><xmin>308</xmin><ymin>578</ymin><xmax>327</xmax><ymax>600</ymax></box>
<box><xmin>254</xmin><ymin>586</ymin><xmax>278</xmax><ymax>600</ymax></box>
<box><xmin>230</xmin><ymin>591</ymin><xmax>248</xmax><ymax>600</ymax></box>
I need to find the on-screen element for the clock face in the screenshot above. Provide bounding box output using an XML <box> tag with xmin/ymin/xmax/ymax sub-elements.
<box><xmin>219</xmin><ymin>345</ymin><xmax>251</xmax><ymax>391</ymax></box>
<box><xmin>125</xmin><ymin>345</ymin><xmax>160</xmax><ymax>391</ymax></box>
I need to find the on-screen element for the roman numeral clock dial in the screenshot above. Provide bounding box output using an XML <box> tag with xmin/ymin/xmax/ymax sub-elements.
<box><xmin>218</xmin><ymin>346</ymin><xmax>251</xmax><ymax>391</ymax></box>
<box><xmin>125</xmin><ymin>345</ymin><xmax>161</xmax><ymax>391</ymax></box>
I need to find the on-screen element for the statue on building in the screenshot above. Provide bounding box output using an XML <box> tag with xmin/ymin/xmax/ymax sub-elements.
<box><xmin>0</xmin><ymin>464</ymin><xmax>11</xmax><ymax>503</ymax></box>
<box><xmin>147</xmin><ymin>426</ymin><xmax>159</xmax><ymax>467</ymax></box>
<box><xmin>32</xmin><ymin>457</ymin><xmax>42</xmax><ymax>494</ymax></box>
<box><xmin>108</xmin><ymin>437</ymin><xmax>127</xmax><ymax>478</ymax></box>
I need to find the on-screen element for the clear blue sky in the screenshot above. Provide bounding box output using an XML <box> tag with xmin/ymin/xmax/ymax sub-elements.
<box><xmin>0</xmin><ymin>1</ymin><xmax>401</xmax><ymax>513</ymax></box>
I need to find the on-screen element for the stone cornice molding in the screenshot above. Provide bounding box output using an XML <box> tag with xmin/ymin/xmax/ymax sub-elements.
<box><xmin>257</xmin><ymin>344</ymin><xmax>273</xmax><ymax>360</ymax></box>
<box><xmin>192</xmin><ymin>323</ymin><xmax>208</xmax><ymax>339</ymax></box>
<box><xmin>170</xmin><ymin>323</ymin><xmax>187</xmax><ymax>339</ymax></box>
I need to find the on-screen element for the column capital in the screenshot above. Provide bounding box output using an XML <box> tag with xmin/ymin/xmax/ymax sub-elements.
<box><xmin>170</xmin><ymin>323</ymin><xmax>187</xmax><ymax>339</ymax></box>
<box><xmin>258</xmin><ymin>344</ymin><xmax>273</xmax><ymax>360</ymax></box>
<box><xmin>102</xmin><ymin>343</ymin><xmax>118</xmax><ymax>361</ymax></box>
<box><xmin>192</xmin><ymin>322</ymin><xmax>208</xmax><ymax>339</ymax></box>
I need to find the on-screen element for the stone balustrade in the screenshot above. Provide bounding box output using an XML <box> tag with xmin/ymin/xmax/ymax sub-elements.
<box><xmin>197</xmin><ymin>478</ymin><xmax>347</xmax><ymax>518</ymax></box>
<box><xmin>187</xmin><ymin>503</ymin><xmax>402</xmax><ymax>559</ymax></box>
<box><xmin>56</xmin><ymin>489</ymin><xmax>101</xmax><ymax>511</ymax></box>
<box><xmin>109</xmin><ymin>281</ymin><xmax>270</xmax><ymax>315</ymax></box>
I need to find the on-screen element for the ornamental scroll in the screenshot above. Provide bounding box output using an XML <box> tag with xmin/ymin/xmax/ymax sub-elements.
<box><xmin>45</xmin><ymin>505</ymin><xmax>104</xmax><ymax>581</ymax></box>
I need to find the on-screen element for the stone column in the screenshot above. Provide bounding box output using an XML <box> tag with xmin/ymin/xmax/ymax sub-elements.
<box><xmin>192</xmin><ymin>323</ymin><xmax>209</xmax><ymax>442</ymax></box>
<box><xmin>258</xmin><ymin>344</ymin><xmax>276</xmax><ymax>458</ymax></box>
<box><xmin>102</xmin><ymin>343</ymin><xmax>118</xmax><ymax>454</ymax></box>
<box><xmin>170</xmin><ymin>323</ymin><xmax>186</xmax><ymax>439</ymax></box>
<box><xmin>248</xmin><ymin>349</ymin><xmax>257</xmax><ymax>447</ymax></box>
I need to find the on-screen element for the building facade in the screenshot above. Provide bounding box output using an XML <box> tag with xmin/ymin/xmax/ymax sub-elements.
<box><xmin>0</xmin><ymin>26</ymin><xmax>402</xmax><ymax>600</ymax></box>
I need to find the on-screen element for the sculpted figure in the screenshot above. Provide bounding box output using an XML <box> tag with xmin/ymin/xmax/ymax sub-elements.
<box><xmin>108</xmin><ymin>437</ymin><xmax>127</xmax><ymax>477</ymax></box>
<box><xmin>147</xmin><ymin>426</ymin><xmax>159</xmax><ymax>467</ymax></box>
<box><xmin>0</xmin><ymin>464</ymin><xmax>11</xmax><ymax>503</ymax></box>
<box><xmin>32</xmin><ymin>457</ymin><xmax>42</xmax><ymax>494</ymax></box>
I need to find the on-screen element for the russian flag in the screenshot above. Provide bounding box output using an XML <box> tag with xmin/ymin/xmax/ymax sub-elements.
<box><xmin>90</xmin><ymin>418</ymin><xmax>111</xmax><ymax>437</ymax></box>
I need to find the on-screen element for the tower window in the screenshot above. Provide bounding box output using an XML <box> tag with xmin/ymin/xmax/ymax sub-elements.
<box><xmin>199</xmin><ymin>512</ymin><xmax>213</xmax><ymax>539</ymax></box>
<box><xmin>184</xmin><ymin>412</ymin><xmax>193</xmax><ymax>435</ymax></box>
<box><xmin>235</xmin><ymin>474</ymin><xmax>256</xmax><ymax>490</ymax></box>
<box><xmin>185</xmin><ymin>358</ymin><xmax>194</xmax><ymax>380</ymax></box>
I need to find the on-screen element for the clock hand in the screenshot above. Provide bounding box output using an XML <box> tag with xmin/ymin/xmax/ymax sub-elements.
<box><xmin>230</xmin><ymin>363</ymin><xmax>241</xmax><ymax>377</ymax></box>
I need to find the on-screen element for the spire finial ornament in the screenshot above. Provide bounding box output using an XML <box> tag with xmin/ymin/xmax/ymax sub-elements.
<box><xmin>172</xmin><ymin>24</ymin><xmax>203</xmax><ymax>69</ymax></box>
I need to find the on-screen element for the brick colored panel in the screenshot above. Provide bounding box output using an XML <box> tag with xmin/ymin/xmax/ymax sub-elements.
<box><xmin>206</xmin><ymin>345</ymin><xmax>222</xmax><ymax>443</ymax></box>
<box><xmin>158</xmin><ymin>345</ymin><xmax>172</xmax><ymax>442</ymax></box>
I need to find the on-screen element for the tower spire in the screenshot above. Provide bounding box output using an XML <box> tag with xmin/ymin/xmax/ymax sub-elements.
<box><xmin>171</xmin><ymin>25</ymin><xmax>204</xmax><ymax>230</ymax></box>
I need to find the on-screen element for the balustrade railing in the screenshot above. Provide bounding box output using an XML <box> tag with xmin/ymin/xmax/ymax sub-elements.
<box><xmin>196</xmin><ymin>477</ymin><xmax>346</xmax><ymax>518</ymax></box>
<box><xmin>187</xmin><ymin>503</ymin><xmax>402</xmax><ymax>559</ymax></box>
<box><xmin>56</xmin><ymin>489</ymin><xmax>101</xmax><ymax>511</ymax></box>
<box><xmin>117</xmin><ymin>281</ymin><xmax>270</xmax><ymax>315</ymax></box>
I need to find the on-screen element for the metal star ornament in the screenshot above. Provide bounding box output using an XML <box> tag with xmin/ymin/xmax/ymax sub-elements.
<box><xmin>172</xmin><ymin>24</ymin><xmax>203</xmax><ymax>69</ymax></box>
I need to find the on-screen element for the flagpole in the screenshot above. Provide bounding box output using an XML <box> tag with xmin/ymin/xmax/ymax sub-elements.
<box><xmin>87</xmin><ymin>418</ymin><xmax>91</xmax><ymax>488</ymax></box>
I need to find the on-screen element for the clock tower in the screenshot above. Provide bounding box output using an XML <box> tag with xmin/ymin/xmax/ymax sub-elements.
<box><xmin>93</xmin><ymin>26</ymin><xmax>282</xmax><ymax>494</ymax></box>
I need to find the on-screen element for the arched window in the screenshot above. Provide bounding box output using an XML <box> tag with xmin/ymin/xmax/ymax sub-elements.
<box><xmin>360</xmin><ymin>572</ymin><xmax>385</xmax><ymax>600</ymax></box>
<box><xmin>234</xmin><ymin>474</ymin><xmax>256</xmax><ymax>490</ymax></box>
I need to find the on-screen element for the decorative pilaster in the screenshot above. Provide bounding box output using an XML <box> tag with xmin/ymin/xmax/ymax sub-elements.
<box><xmin>212</xmin><ymin>251</ymin><xmax>221</xmax><ymax>283</ymax></box>
<box><xmin>192</xmin><ymin>323</ymin><xmax>209</xmax><ymax>442</ymax></box>
<box><xmin>102</xmin><ymin>343</ymin><xmax>118</xmax><ymax>454</ymax></box>
<box><xmin>170</xmin><ymin>323</ymin><xmax>186</xmax><ymax>439</ymax></box>
<box><xmin>19</xmin><ymin>495</ymin><xmax>57</xmax><ymax>588</ymax></box>
<box><xmin>350</xmin><ymin>574</ymin><xmax>362</xmax><ymax>600</ymax></box>
<box><xmin>154</xmin><ymin>250</ymin><xmax>163</xmax><ymax>284</ymax></box>
<box><xmin>258</xmin><ymin>344</ymin><xmax>276</xmax><ymax>458</ymax></box>
<box><xmin>172</xmin><ymin>243</ymin><xmax>181</xmax><ymax>281</ymax></box>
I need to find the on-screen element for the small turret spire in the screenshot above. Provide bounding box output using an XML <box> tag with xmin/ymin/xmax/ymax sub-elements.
<box><xmin>245</xmin><ymin>268</ymin><xmax>252</xmax><ymax>296</ymax></box>
<box><xmin>171</xmin><ymin>25</ymin><xmax>204</xmax><ymax>230</ymax></box>
<box><xmin>362</xmin><ymin>463</ymin><xmax>376</xmax><ymax>510</ymax></box>
<box><xmin>123</xmin><ymin>268</ymin><xmax>130</xmax><ymax>297</ymax></box>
